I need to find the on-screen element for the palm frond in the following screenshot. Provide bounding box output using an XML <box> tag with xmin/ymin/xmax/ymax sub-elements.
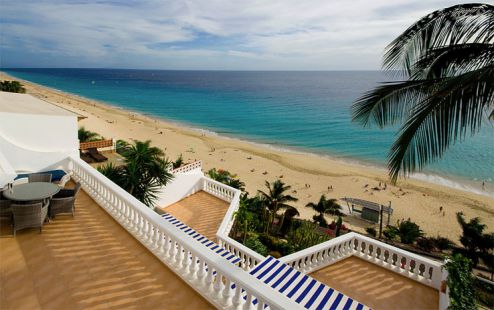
<box><xmin>352</xmin><ymin>79</ymin><xmax>437</xmax><ymax>127</ymax></box>
<box><xmin>384</xmin><ymin>3</ymin><xmax>494</xmax><ymax>76</ymax></box>
<box><xmin>388</xmin><ymin>65</ymin><xmax>494</xmax><ymax>181</ymax></box>
<box><xmin>411</xmin><ymin>43</ymin><xmax>494</xmax><ymax>79</ymax></box>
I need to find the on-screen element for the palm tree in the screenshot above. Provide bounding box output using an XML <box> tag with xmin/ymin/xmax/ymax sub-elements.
<box><xmin>98</xmin><ymin>140</ymin><xmax>173</xmax><ymax>207</ymax></box>
<box><xmin>306</xmin><ymin>195</ymin><xmax>343</xmax><ymax>227</ymax></box>
<box><xmin>352</xmin><ymin>3</ymin><xmax>494</xmax><ymax>183</ymax></box>
<box><xmin>258</xmin><ymin>179</ymin><xmax>298</xmax><ymax>232</ymax></box>
<box><xmin>455</xmin><ymin>212</ymin><xmax>494</xmax><ymax>267</ymax></box>
<box><xmin>279</xmin><ymin>206</ymin><xmax>300</xmax><ymax>235</ymax></box>
<box><xmin>78</xmin><ymin>127</ymin><xmax>101</xmax><ymax>142</ymax></box>
<box><xmin>207</xmin><ymin>168</ymin><xmax>246</xmax><ymax>191</ymax></box>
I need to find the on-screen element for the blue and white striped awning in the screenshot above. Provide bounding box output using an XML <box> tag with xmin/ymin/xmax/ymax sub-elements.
<box><xmin>250</xmin><ymin>256</ymin><xmax>369</xmax><ymax>310</ymax></box>
<box><xmin>161</xmin><ymin>213</ymin><xmax>242</xmax><ymax>266</ymax></box>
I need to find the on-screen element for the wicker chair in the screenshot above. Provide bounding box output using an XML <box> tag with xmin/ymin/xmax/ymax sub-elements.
<box><xmin>12</xmin><ymin>202</ymin><xmax>49</xmax><ymax>236</ymax></box>
<box><xmin>50</xmin><ymin>182</ymin><xmax>81</xmax><ymax>218</ymax></box>
<box><xmin>54</xmin><ymin>182</ymin><xmax>81</xmax><ymax>199</ymax></box>
<box><xmin>50</xmin><ymin>196</ymin><xmax>76</xmax><ymax>218</ymax></box>
<box><xmin>0</xmin><ymin>199</ymin><xmax>12</xmax><ymax>222</ymax></box>
<box><xmin>28</xmin><ymin>173</ymin><xmax>52</xmax><ymax>183</ymax></box>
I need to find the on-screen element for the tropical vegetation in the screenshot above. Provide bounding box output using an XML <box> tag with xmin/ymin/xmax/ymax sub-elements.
<box><xmin>98</xmin><ymin>140</ymin><xmax>173</xmax><ymax>206</ymax></box>
<box><xmin>352</xmin><ymin>3</ymin><xmax>494</xmax><ymax>182</ymax></box>
<box><xmin>207</xmin><ymin>168</ymin><xmax>246</xmax><ymax>191</ymax></box>
<box><xmin>455</xmin><ymin>212</ymin><xmax>494</xmax><ymax>268</ymax></box>
<box><xmin>78</xmin><ymin>126</ymin><xmax>103</xmax><ymax>142</ymax></box>
<box><xmin>0</xmin><ymin>80</ymin><xmax>25</xmax><ymax>93</ymax></box>
<box><xmin>445</xmin><ymin>254</ymin><xmax>477</xmax><ymax>310</ymax></box>
<box><xmin>306</xmin><ymin>194</ymin><xmax>343</xmax><ymax>228</ymax></box>
<box><xmin>226</xmin><ymin>176</ymin><xmax>349</xmax><ymax>257</ymax></box>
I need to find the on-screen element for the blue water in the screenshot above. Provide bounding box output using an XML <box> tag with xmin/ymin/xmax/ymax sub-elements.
<box><xmin>3</xmin><ymin>68</ymin><xmax>493</xmax><ymax>186</ymax></box>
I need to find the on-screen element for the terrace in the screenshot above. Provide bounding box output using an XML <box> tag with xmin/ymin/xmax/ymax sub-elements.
<box><xmin>0</xmin><ymin>93</ymin><xmax>450</xmax><ymax>309</ymax></box>
<box><xmin>161</xmin><ymin>191</ymin><xmax>230</xmax><ymax>241</ymax></box>
<box><xmin>0</xmin><ymin>185</ymin><xmax>211</xmax><ymax>309</ymax></box>
<box><xmin>311</xmin><ymin>256</ymin><xmax>438</xmax><ymax>309</ymax></box>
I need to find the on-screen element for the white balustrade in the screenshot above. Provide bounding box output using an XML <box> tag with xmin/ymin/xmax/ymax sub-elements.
<box><xmin>202</xmin><ymin>177</ymin><xmax>237</xmax><ymax>202</ymax></box>
<box><xmin>352</xmin><ymin>234</ymin><xmax>443</xmax><ymax>289</ymax></box>
<box><xmin>279</xmin><ymin>233</ymin><xmax>355</xmax><ymax>273</ymax></box>
<box><xmin>69</xmin><ymin>156</ymin><xmax>302</xmax><ymax>310</ymax></box>
<box><xmin>217</xmin><ymin>235</ymin><xmax>265</xmax><ymax>271</ymax></box>
<box><xmin>171</xmin><ymin>160</ymin><xmax>203</xmax><ymax>174</ymax></box>
<box><xmin>278</xmin><ymin>232</ymin><xmax>444</xmax><ymax>290</ymax></box>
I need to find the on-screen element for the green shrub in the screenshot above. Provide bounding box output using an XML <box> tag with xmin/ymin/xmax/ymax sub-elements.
<box><xmin>383</xmin><ymin>225</ymin><xmax>398</xmax><ymax>240</ymax></box>
<box><xmin>245</xmin><ymin>236</ymin><xmax>269</xmax><ymax>256</ymax></box>
<box><xmin>397</xmin><ymin>219</ymin><xmax>423</xmax><ymax>244</ymax></box>
<box><xmin>288</xmin><ymin>220</ymin><xmax>330</xmax><ymax>251</ymax></box>
<box><xmin>445</xmin><ymin>254</ymin><xmax>476</xmax><ymax>310</ymax></box>
<box><xmin>312</xmin><ymin>214</ymin><xmax>328</xmax><ymax>227</ymax></box>
<box><xmin>0</xmin><ymin>80</ymin><xmax>26</xmax><ymax>93</ymax></box>
<box><xmin>417</xmin><ymin>237</ymin><xmax>436</xmax><ymax>251</ymax></box>
<box><xmin>432</xmin><ymin>236</ymin><xmax>454</xmax><ymax>251</ymax></box>
<box><xmin>366</xmin><ymin>227</ymin><xmax>377</xmax><ymax>237</ymax></box>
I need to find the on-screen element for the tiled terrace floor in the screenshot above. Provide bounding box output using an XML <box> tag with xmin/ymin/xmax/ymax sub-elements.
<box><xmin>310</xmin><ymin>256</ymin><xmax>438</xmax><ymax>310</ymax></box>
<box><xmin>0</xmin><ymin>187</ymin><xmax>212</xmax><ymax>310</ymax></box>
<box><xmin>161</xmin><ymin>191</ymin><xmax>230</xmax><ymax>241</ymax></box>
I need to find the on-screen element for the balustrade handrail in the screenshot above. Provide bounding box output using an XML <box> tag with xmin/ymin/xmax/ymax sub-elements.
<box><xmin>171</xmin><ymin>160</ymin><xmax>202</xmax><ymax>174</ymax></box>
<box><xmin>202</xmin><ymin>177</ymin><xmax>238</xmax><ymax>202</ymax></box>
<box><xmin>279</xmin><ymin>233</ymin><xmax>355</xmax><ymax>264</ymax></box>
<box><xmin>68</xmin><ymin>156</ymin><xmax>301</xmax><ymax>309</ymax></box>
<box><xmin>217</xmin><ymin>235</ymin><xmax>265</xmax><ymax>262</ymax></box>
<box><xmin>353</xmin><ymin>234</ymin><xmax>443</xmax><ymax>267</ymax></box>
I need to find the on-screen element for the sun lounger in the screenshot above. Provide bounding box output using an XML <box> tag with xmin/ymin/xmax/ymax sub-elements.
<box><xmin>87</xmin><ymin>147</ymin><xmax>108</xmax><ymax>162</ymax></box>
<box><xmin>79</xmin><ymin>150</ymin><xmax>95</xmax><ymax>163</ymax></box>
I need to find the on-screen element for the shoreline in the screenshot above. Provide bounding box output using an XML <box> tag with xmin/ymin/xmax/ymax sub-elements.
<box><xmin>4</xmin><ymin>70</ymin><xmax>492</xmax><ymax>197</ymax></box>
<box><xmin>1</xmin><ymin>71</ymin><xmax>493</xmax><ymax>241</ymax></box>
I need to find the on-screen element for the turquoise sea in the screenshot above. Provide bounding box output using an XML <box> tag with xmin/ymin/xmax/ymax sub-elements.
<box><xmin>3</xmin><ymin>68</ymin><xmax>493</xmax><ymax>192</ymax></box>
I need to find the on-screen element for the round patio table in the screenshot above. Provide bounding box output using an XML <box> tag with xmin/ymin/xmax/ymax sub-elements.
<box><xmin>3</xmin><ymin>182</ymin><xmax>60</xmax><ymax>201</ymax></box>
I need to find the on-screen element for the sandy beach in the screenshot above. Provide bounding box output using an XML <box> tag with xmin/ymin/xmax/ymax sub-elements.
<box><xmin>1</xmin><ymin>72</ymin><xmax>493</xmax><ymax>241</ymax></box>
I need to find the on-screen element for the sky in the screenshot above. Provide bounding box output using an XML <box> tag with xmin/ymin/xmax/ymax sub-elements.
<box><xmin>0</xmin><ymin>0</ymin><xmax>476</xmax><ymax>70</ymax></box>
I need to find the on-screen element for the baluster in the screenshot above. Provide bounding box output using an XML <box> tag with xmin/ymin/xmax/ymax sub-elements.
<box><xmin>244</xmin><ymin>293</ymin><xmax>253</xmax><ymax>310</ymax></box>
<box><xmin>151</xmin><ymin>226</ymin><xmax>159</xmax><ymax>249</ymax></box>
<box><xmin>222</xmin><ymin>276</ymin><xmax>232</xmax><ymax>302</ymax></box>
<box><xmin>182</xmin><ymin>248</ymin><xmax>190</xmax><ymax>270</ymax></box>
<box><xmin>175</xmin><ymin>244</ymin><xmax>183</xmax><ymax>266</ymax></box>
<box><xmin>206</xmin><ymin>266</ymin><xmax>215</xmax><ymax>287</ymax></box>
<box><xmin>158</xmin><ymin>231</ymin><xmax>166</xmax><ymax>253</ymax></box>
<box><xmin>197</xmin><ymin>260</ymin><xmax>206</xmax><ymax>279</ymax></box>
<box><xmin>232</xmin><ymin>284</ymin><xmax>243</xmax><ymax>307</ymax></box>
<box><xmin>189</xmin><ymin>253</ymin><xmax>198</xmax><ymax>278</ymax></box>
<box><xmin>256</xmin><ymin>299</ymin><xmax>265</xmax><ymax>310</ymax></box>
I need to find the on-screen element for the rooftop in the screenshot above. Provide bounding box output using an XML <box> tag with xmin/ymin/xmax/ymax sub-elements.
<box><xmin>161</xmin><ymin>190</ymin><xmax>230</xmax><ymax>241</ymax></box>
<box><xmin>0</xmin><ymin>92</ymin><xmax>77</xmax><ymax>117</ymax></box>
<box><xmin>0</xmin><ymin>186</ymin><xmax>211</xmax><ymax>309</ymax></box>
<box><xmin>310</xmin><ymin>256</ymin><xmax>438</xmax><ymax>310</ymax></box>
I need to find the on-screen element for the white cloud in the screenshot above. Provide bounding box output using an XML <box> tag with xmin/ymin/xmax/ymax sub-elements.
<box><xmin>0</xmin><ymin>0</ymin><xmax>476</xmax><ymax>69</ymax></box>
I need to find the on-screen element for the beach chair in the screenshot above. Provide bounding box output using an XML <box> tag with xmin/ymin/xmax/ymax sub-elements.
<box><xmin>79</xmin><ymin>150</ymin><xmax>95</xmax><ymax>163</ymax></box>
<box><xmin>87</xmin><ymin>147</ymin><xmax>108</xmax><ymax>162</ymax></box>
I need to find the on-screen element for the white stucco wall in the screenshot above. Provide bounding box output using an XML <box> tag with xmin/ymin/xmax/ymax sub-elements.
<box><xmin>0</xmin><ymin>112</ymin><xmax>78</xmax><ymax>173</ymax></box>
<box><xmin>157</xmin><ymin>173</ymin><xmax>204</xmax><ymax>208</ymax></box>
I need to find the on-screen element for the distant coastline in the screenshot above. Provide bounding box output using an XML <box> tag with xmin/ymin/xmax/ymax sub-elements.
<box><xmin>2</xmin><ymin>69</ymin><xmax>492</xmax><ymax>197</ymax></box>
<box><xmin>2</xmin><ymin>70</ymin><xmax>493</xmax><ymax>240</ymax></box>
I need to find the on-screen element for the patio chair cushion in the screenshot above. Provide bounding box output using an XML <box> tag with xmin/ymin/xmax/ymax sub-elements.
<box><xmin>15</xmin><ymin>170</ymin><xmax>67</xmax><ymax>182</ymax></box>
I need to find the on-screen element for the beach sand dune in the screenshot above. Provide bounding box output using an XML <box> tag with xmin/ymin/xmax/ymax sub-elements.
<box><xmin>2</xmin><ymin>72</ymin><xmax>492</xmax><ymax>242</ymax></box>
